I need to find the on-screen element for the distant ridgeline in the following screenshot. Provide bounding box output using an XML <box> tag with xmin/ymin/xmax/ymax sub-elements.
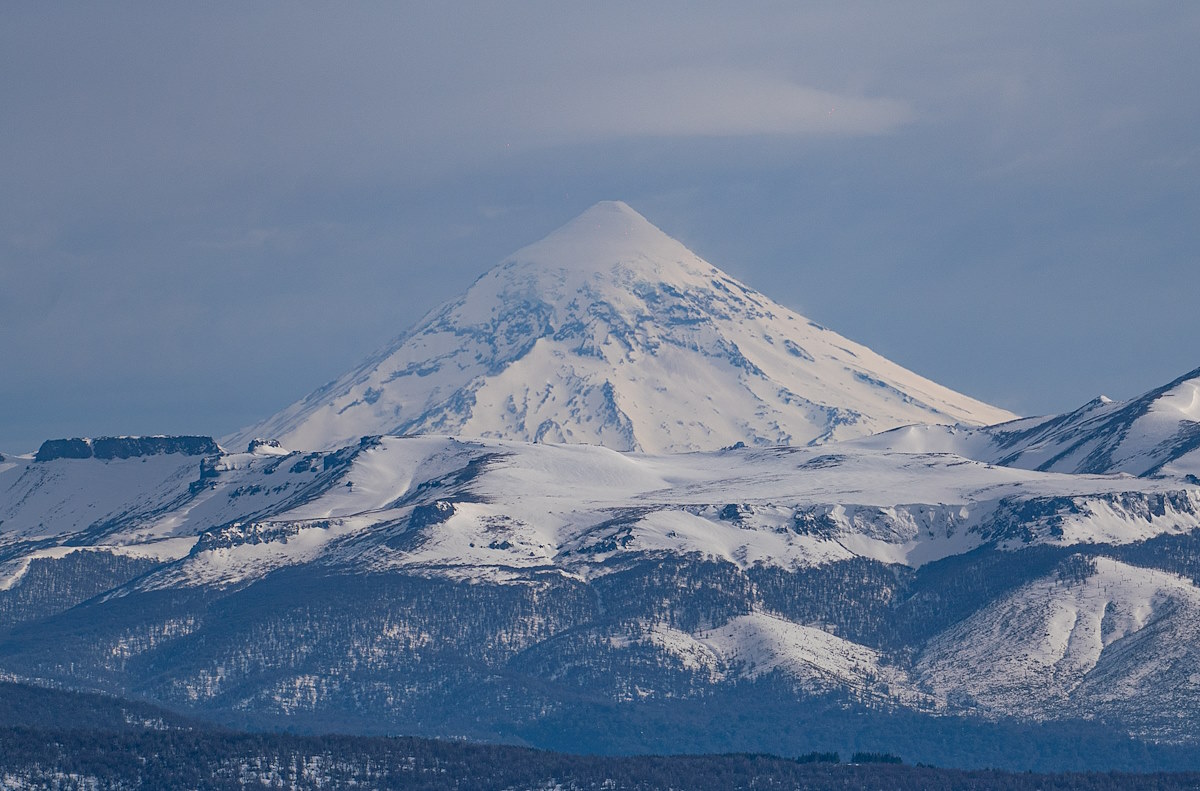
<box><xmin>34</xmin><ymin>436</ymin><xmax>220</xmax><ymax>462</ymax></box>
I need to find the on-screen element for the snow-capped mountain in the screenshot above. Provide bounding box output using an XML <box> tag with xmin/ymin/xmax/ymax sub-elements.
<box><xmin>5</xmin><ymin>199</ymin><xmax>1200</xmax><ymax>767</ymax></box>
<box><xmin>861</xmin><ymin>367</ymin><xmax>1200</xmax><ymax>478</ymax></box>
<box><xmin>229</xmin><ymin>201</ymin><xmax>1013</xmax><ymax>453</ymax></box>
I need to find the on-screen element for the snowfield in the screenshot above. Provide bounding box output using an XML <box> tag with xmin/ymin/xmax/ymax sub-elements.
<box><xmin>5</xmin><ymin>434</ymin><xmax>1200</xmax><ymax>593</ymax></box>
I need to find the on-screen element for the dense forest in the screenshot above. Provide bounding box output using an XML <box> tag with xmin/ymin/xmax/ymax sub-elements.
<box><xmin>6</xmin><ymin>545</ymin><xmax>1200</xmax><ymax>770</ymax></box>
<box><xmin>2</xmin><ymin>682</ymin><xmax>1200</xmax><ymax>790</ymax></box>
<box><xmin>3</xmin><ymin>726</ymin><xmax>1200</xmax><ymax>790</ymax></box>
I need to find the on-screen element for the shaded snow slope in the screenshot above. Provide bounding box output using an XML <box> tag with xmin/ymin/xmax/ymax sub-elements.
<box><xmin>229</xmin><ymin>202</ymin><xmax>1013</xmax><ymax>453</ymax></box>
<box><xmin>0</xmin><ymin>453</ymin><xmax>205</xmax><ymax>542</ymax></box>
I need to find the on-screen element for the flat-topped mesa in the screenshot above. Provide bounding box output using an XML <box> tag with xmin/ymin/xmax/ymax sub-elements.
<box><xmin>35</xmin><ymin>436</ymin><xmax>221</xmax><ymax>462</ymax></box>
<box><xmin>229</xmin><ymin>202</ymin><xmax>1015</xmax><ymax>453</ymax></box>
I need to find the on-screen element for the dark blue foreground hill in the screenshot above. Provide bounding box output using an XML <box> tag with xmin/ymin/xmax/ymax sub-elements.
<box><xmin>0</xmin><ymin>683</ymin><xmax>1197</xmax><ymax>791</ymax></box>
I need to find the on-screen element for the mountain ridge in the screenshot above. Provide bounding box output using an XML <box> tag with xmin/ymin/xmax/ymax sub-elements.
<box><xmin>5</xmin><ymin>366</ymin><xmax>1200</xmax><ymax>760</ymax></box>
<box><xmin>858</xmin><ymin>366</ymin><xmax>1200</xmax><ymax>478</ymax></box>
<box><xmin>5</xmin><ymin>422</ymin><xmax>1200</xmax><ymax>752</ymax></box>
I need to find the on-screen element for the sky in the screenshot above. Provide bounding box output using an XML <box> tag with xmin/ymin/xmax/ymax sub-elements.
<box><xmin>2</xmin><ymin>3</ymin><xmax>1198</xmax><ymax>452</ymax></box>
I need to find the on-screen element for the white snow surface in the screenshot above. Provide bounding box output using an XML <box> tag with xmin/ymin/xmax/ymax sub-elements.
<box><xmin>698</xmin><ymin>612</ymin><xmax>917</xmax><ymax>701</ymax></box>
<box><xmin>0</xmin><ymin>454</ymin><xmax>203</xmax><ymax>539</ymax></box>
<box><xmin>917</xmin><ymin>557</ymin><xmax>1200</xmax><ymax>734</ymax></box>
<box><xmin>2</xmin><ymin>434</ymin><xmax>1177</xmax><ymax>591</ymax></box>
<box><xmin>228</xmin><ymin>201</ymin><xmax>1014</xmax><ymax>453</ymax></box>
<box><xmin>608</xmin><ymin>612</ymin><xmax>923</xmax><ymax>703</ymax></box>
<box><xmin>5</xmin><ymin>432</ymin><xmax>1200</xmax><ymax>594</ymax></box>
<box><xmin>858</xmin><ymin>367</ymin><xmax>1200</xmax><ymax>479</ymax></box>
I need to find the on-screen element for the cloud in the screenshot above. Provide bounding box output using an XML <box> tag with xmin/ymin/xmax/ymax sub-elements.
<box><xmin>514</xmin><ymin>68</ymin><xmax>913</xmax><ymax>141</ymax></box>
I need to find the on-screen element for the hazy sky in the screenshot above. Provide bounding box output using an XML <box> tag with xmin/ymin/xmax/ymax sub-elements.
<box><xmin>3</xmin><ymin>3</ymin><xmax>1198</xmax><ymax>452</ymax></box>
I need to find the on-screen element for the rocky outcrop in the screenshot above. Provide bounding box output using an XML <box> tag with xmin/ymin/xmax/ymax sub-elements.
<box><xmin>35</xmin><ymin>436</ymin><xmax>220</xmax><ymax>462</ymax></box>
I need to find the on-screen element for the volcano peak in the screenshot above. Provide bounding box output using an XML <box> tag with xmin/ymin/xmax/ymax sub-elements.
<box><xmin>229</xmin><ymin>203</ymin><xmax>1014</xmax><ymax>452</ymax></box>
<box><xmin>503</xmin><ymin>200</ymin><xmax>701</xmax><ymax>282</ymax></box>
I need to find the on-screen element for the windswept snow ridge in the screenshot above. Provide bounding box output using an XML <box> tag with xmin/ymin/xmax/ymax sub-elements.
<box><xmin>860</xmin><ymin>367</ymin><xmax>1200</xmax><ymax>479</ymax></box>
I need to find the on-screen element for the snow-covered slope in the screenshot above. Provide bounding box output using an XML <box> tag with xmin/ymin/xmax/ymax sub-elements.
<box><xmin>0</xmin><ymin>438</ymin><xmax>334</xmax><ymax>547</ymax></box>
<box><xmin>229</xmin><ymin>202</ymin><xmax>1013</xmax><ymax>453</ymax></box>
<box><xmin>857</xmin><ymin>367</ymin><xmax>1200</xmax><ymax>479</ymax></box>
<box><xmin>988</xmin><ymin>368</ymin><xmax>1200</xmax><ymax>477</ymax></box>
<box><xmin>917</xmin><ymin>556</ymin><xmax>1200</xmax><ymax>740</ymax></box>
<box><xmin>697</xmin><ymin>611</ymin><xmax>920</xmax><ymax>701</ymax></box>
<box><xmin>6</xmin><ymin>431</ymin><xmax>1200</xmax><ymax>746</ymax></box>
<box><xmin>9</xmin><ymin>433</ymin><xmax>1197</xmax><ymax>590</ymax></box>
<box><xmin>0</xmin><ymin>437</ymin><xmax>221</xmax><ymax>542</ymax></box>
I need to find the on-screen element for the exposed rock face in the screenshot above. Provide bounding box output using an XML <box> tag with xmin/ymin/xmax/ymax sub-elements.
<box><xmin>35</xmin><ymin>436</ymin><xmax>220</xmax><ymax>462</ymax></box>
<box><xmin>33</xmin><ymin>438</ymin><xmax>93</xmax><ymax>462</ymax></box>
<box><xmin>246</xmin><ymin>438</ymin><xmax>290</xmax><ymax>457</ymax></box>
